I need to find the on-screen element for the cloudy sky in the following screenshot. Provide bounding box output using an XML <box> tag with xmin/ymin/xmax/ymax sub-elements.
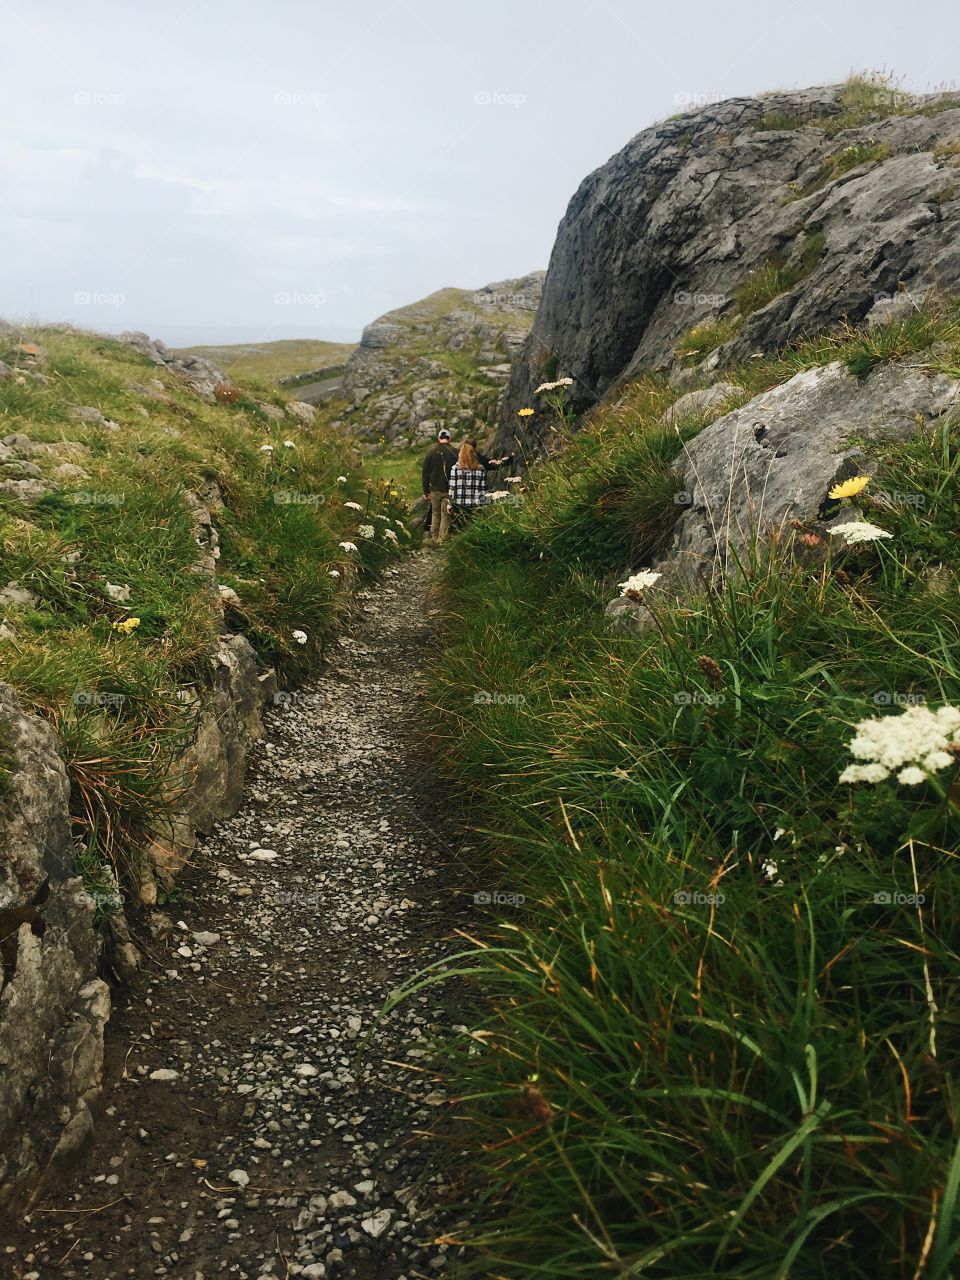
<box><xmin>1</xmin><ymin>0</ymin><xmax>957</xmax><ymax>346</ymax></box>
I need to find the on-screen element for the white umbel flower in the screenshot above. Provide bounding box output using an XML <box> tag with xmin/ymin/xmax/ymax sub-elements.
<box><xmin>618</xmin><ymin>570</ymin><xmax>662</xmax><ymax>596</ymax></box>
<box><xmin>339</xmin><ymin>541</ymin><xmax>358</xmax><ymax>552</ymax></box>
<box><xmin>839</xmin><ymin>704</ymin><xmax>960</xmax><ymax>785</ymax></box>
<box><xmin>829</xmin><ymin>521</ymin><xmax>893</xmax><ymax>546</ymax></box>
<box><xmin>343</xmin><ymin>501</ymin><xmax>363</xmax><ymax>511</ymax></box>
<box><xmin>358</xmin><ymin>524</ymin><xmax>375</xmax><ymax>539</ymax></box>
<box><xmin>292</xmin><ymin>630</ymin><xmax>307</xmax><ymax>645</ymax></box>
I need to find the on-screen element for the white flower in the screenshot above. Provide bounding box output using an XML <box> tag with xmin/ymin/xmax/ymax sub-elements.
<box><xmin>839</xmin><ymin>704</ymin><xmax>960</xmax><ymax>785</ymax></box>
<box><xmin>328</xmin><ymin>569</ymin><xmax>341</xmax><ymax>577</ymax></box>
<box><xmin>292</xmin><ymin>630</ymin><xmax>307</xmax><ymax>645</ymax></box>
<box><xmin>395</xmin><ymin>519</ymin><xmax>406</xmax><ymax>530</ymax></box>
<box><xmin>384</xmin><ymin>528</ymin><xmax>398</xmax><ymax>543</ymax></box>
<box><xmin>283</xmin><ymin>439</ymin><xmax>295</xmax><ymax>449</ymax></box>
<box><xmin>343</xmin><ymin>501</ymin><xmax>363</xmax><ymax>511</ymax></box>
<box><xmin>357</xmin><ymin>524</ymin><xmax>375</xmax><ymax>539</ymax></box>
<box><xmin>829</xmin><ymin>520</ymin><xmax>893</xmax><ymax>546</ymax></box>
<box><xmin>336</xmin><ymin>475</ymin><xmax>348</xmax><ymax>484</ymax></box>
<box><xmin>259</xmin><ymin>444</ymin><xmax>274</xmax><ymax>453</ymax></box>
<box><xmin>839</xmin><ymin>762</ymin><xmax>891</xmax><ymax>784</ymax></box>
<box><xmin>618</xmin><ymin>570</ymin><xmax>662</xmax><ymax>596</ymax></box>
<box><xmin>504</xmin><ymin>475</ymin><xmax>522</xmax><ymax>484</ymax></box>
<box><xmin>339</xmin><ymin>541</ymin><xmax>358</xmax><ymax>552</ymax></box>
<box><xmin>761</xmin><ymin>859</ymin><xmax>779</xmax><ymax>881</ymax></box>
<box><xmin>535</xmin><ymin>377</ymin><xmax>574</xmax><ymax>393</ymax></box>
<box><xmin>773</xmin><ymin>827</ymin><xmax>785</xmax><ymax>841</ymax></box>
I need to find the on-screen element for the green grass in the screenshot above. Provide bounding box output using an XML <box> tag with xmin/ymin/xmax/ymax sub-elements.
<box><xmin>675</xmin><ymin>316</ymin><xmax>741</xmax><ymax>363</ymax></box>
<box><xmin>793</xmin><ymin>143</ymin><xmax>892</xmax><ymax>199</ymax></box>
<box><xmin>173</xmin><ymin>338</ymin><xmax>356</xmax><ymax>385</ymax></box>
<box><xmin>424</xmin><ymin>314</ymin><xmax>960</xmax><ymax>1278</ymax></box>
<box><xmin>0</xmin><ymin>327</ymin><xmax>412</xmax><ymax>889</ymax></box>
<box><xmin>735</xmin><ymin>231</ymin><xmax>826</xmax><ymax>315</ymax></box>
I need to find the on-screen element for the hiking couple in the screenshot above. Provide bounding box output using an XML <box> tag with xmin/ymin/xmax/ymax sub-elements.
<box><xmin>421</xmin><ymin>428</ymin><xmax>513</xmax><ymax>544</ymax></box>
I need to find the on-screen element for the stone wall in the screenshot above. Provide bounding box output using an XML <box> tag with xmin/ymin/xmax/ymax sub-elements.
<box><xmin>0</xmin><ymin>634</ymin><xmax>274</xmax><ymax>1205</ymax></box>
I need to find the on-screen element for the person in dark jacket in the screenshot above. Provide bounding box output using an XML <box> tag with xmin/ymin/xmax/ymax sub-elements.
<box><xmin>421</xmin><ymin>428</ymin><xmax>459</xmax><ymax>544</ymax></box>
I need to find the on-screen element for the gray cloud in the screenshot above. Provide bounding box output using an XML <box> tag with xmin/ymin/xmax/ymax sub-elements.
<box><xmin>1</xmin><ymin>0</ymin><xmax>956</xmax><ymax>344</ymax></box>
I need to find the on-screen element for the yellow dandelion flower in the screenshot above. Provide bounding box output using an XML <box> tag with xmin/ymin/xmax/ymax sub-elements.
<box><xmin>517</xmin><ymin>407</ymin><xmax>535</xmax><ymax>417</ymax></box>
<box><xmin>829</xmin><ymin>475</ymin><xmax>870</xmax><ymax>500</ymax></box>
<box><xmin>112</xmin><ymin>617</ymin><xmax>141</xmax><ymax>635</ymax></box>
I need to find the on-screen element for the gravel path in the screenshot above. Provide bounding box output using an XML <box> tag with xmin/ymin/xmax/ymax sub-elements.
<box><xmin>6</xmin><ymin>550</ymin><xmax>474</xmax><ymax>1280</ymax></box>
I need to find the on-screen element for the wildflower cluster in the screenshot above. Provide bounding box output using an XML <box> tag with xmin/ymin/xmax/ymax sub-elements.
<box><xmin>840</xmin><ymin>703</ymin><xmax>960</xmax><ymax>786</ymax></box>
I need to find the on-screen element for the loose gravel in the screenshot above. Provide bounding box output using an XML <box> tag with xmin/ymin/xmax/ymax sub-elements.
<box><xmin>5</xmin><ymin>551</ymin><xmax>478</xmax><ymax>1280</ymax></box>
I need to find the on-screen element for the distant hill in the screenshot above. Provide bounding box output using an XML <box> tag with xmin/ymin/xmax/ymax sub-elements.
<box><xmin>173</xmin><ymin>338</ymin><xmax>356</xmax><ymax>385</ymax></box>
<box><xmin>332</xmin><ymin>273</ymin><xmax>544</xmax><ymax>451</ymax></box>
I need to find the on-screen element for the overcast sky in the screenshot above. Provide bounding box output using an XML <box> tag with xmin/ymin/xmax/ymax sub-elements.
<box><xmin>1</xmin><ymin>0</ymin><xmax>957</xmax><ymax>347</ymax></box>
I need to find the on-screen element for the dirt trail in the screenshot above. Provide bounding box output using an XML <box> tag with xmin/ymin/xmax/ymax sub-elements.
<box><xmin>5</xmin><ymin>550</ymin><xmax>475</xmax><ymax>1280</ymax></box>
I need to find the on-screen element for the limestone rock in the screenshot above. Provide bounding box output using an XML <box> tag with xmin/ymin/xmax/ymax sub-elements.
<box><xmin>499</xmin><ymin>84</ymin><xmax>960</xmax><ymax>452</ymax></box>
<box><xmin>650</xmin><ymin>359</ymin><xmax>960</xmax><ymax>586</ymax></box>
<box><xmin>0</xmin><ymin>683</ymin><xmax>109</xmax><ymax>1207</ymax></box>
<box><xmin>661</xmin><ymin>382</ymin><xmax>743</xmax><ymax>425</ymax></box>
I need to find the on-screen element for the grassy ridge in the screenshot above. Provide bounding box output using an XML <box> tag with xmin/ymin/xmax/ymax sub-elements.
<box><xmin>427</xmin><ymin>320</ymin><xmax>960</xmax><ymax>1276</ymax></box>
<box><xmin>173</xmin><ymin>337</ymin><xmax>356</xmax><ymax>385</ymax></box>
<box><xmin>0</xmin><ymin>327</ymin><xmax>411</xmax><ymax>889</ymax></box>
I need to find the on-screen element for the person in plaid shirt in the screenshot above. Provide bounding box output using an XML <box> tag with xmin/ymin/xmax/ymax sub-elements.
<box><xmin>447</xmin><ymin>441</ymin><xmax>490</xmax><ymax>521</ymax></box>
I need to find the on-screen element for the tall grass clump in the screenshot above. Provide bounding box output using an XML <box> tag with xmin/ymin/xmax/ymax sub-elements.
<box><xmin>426</xmin><ymin>343</ymin><xmax>960</xmax><ymax>1276</ymax></box>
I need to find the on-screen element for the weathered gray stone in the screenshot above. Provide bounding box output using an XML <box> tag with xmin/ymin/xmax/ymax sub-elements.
<box><xmin>499</xmin><ymin>84</ymin><xmax>960</xmax><ymax>453</ymax></box>
<box><xmin>650</xmin><ymin>359</ymin><xmax>960</xmax><ymax>584</ymax></box>
<box><xmin>661</xmin><ymin>382</ymin><xmax>742</xmax><ymax>425</ymax></box>
<box><xmin>0</xmin><ymin>683</ymin><xmax>109</xmax><ymax>1207</ymax></box>
<box><xmin>118</xmin><ymin>332</ymin><xmax>224</xmax><ymax>401</ymax></box>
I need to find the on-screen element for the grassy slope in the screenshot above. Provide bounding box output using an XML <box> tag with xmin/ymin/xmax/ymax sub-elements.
<box><xmin>173</xmin><ymin>338</ymin><xmax>356</xmax><ymax>384</ymax></box>
<box><xmin>0</xmin><ymin>327</ymin><xmax>412</xmax><ymax>887</ymax></box>
<box><xmin>427</xmin><ymin>307</ymin><xmax>960</xmax><ymax>1277</ymax></box>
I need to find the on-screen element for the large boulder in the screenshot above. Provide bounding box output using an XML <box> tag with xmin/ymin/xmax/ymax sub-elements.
<box><xmin>0</xmin><ymin>683</ymin><xmax>109</xmax><ymax>1207</ymax></box>
<box><xmin>607</xmin><ymin>358</ymin><xmax>960</xmax><ymax>630</ymax></box>
<box><xmin>499</xmin><ymin>84</ymin><xmax>960</xmax><ymax>454</ymax></box>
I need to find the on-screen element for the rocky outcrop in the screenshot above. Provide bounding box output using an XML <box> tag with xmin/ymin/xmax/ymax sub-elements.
<box><xmin>607</xmin><ymin>358</ymin><xmax>960</xmax><ymax>626</ymax></box>
<box><xmin>499</xmin><ymin>84</ymin><xmax>960</xmax><ymax>454</ymax></box>
<box><xmin>0</xmin><ymin>684</ymin><xmax>110</xmax><ymax>1208</ymax></box>
<box><xmin>119</xmin><ymin>331</ymin><xmax>225</xmax><ymax>401</ymax></box>
<box><xmin>339</xmin><ymin>274</ymin><xmax>543</xmax><ymax>448</ymax></box>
